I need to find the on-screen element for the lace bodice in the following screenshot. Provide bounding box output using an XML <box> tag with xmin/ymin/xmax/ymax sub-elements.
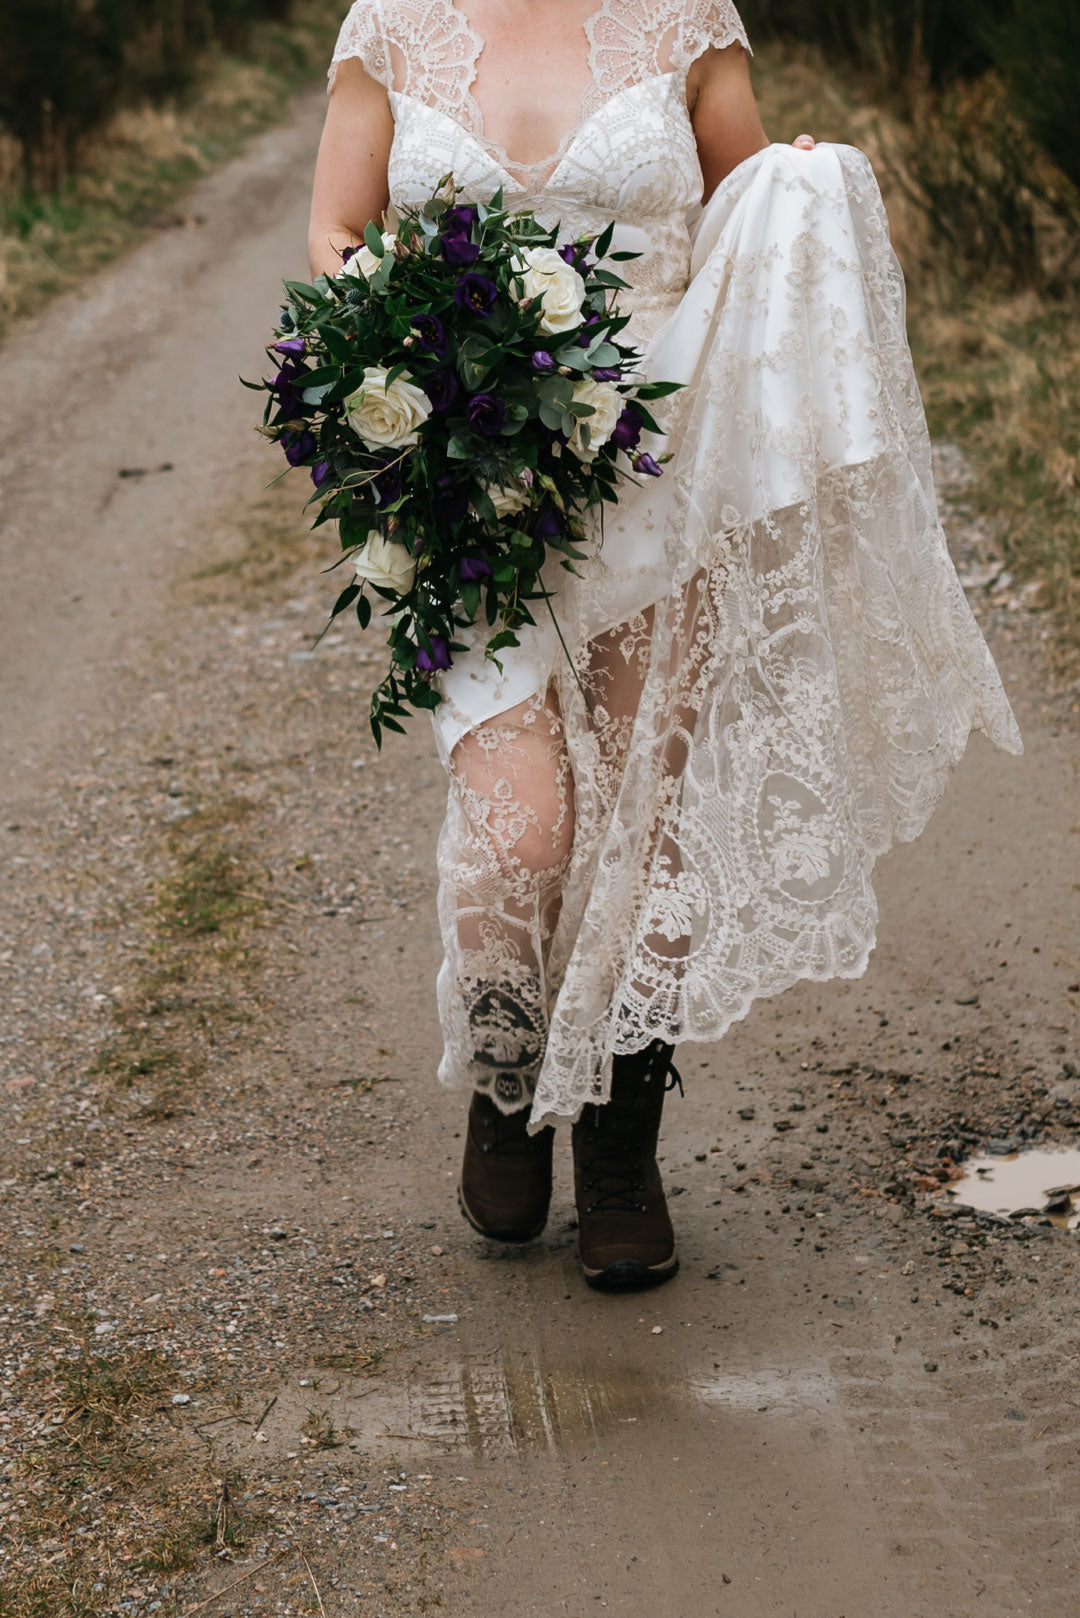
<box><xmin>329</xmin><ymin>0</ymin><xmax>750</xmax><ymax>342</ymax></box>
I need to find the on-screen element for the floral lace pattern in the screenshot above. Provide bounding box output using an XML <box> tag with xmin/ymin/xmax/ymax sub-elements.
<box><xmin>327</xmin><ymin>1</ymin><xmax>1023</xmax><ymax>1125</ymax></box>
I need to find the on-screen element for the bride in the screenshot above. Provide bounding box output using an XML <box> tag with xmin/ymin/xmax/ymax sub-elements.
<box><xmin>307</xmin><ymin>0</ymin><xmax>1022</xmax><ymax>1291</ymax></box>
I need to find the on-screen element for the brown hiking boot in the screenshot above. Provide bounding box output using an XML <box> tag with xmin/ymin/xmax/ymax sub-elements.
<box><xmin>572</xmin><ymin>1041</ymin><xmax>681</xmax><ymax>1290</ymax></box>
<box><xmin>458</xmin><ymin>1089</ymin><xmax>554</xmax><ymax>1242</ymax></box>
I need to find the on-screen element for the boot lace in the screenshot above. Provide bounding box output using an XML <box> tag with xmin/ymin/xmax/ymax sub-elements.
<box><xmin>580</xmin><ymin>1044</ymin><xmax>682</xmax><ymax>1215</ymax></box>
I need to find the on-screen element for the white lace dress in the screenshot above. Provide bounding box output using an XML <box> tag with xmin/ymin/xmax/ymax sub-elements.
<box><xmin>328</xmin><ymin>0</ymin><xmax>1023</xmax><ymax>1130</ymax></box>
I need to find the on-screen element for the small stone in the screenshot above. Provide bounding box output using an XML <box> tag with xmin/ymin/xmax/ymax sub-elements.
<box><xmin>737</xmin><ymin>1106</ymin><xmax>755</xmax><ymax>1121</ymax></box>
<box><xmin>924</xmin><ymin>1361</ymin><xmax>938</xmax><ymax>1373</ymax></box>
<box><xmin>171</xmin><ymin>1393</ymin><xmax>191</xmax><ymax>1406</ymax></box>
<box><xmin>651</xmin><ymin>1326</ymin><xmax>663</xmax><ymax>1334</ymax></box>
<box><xmin>430</xmin><ymin>1245</ymin><xmax>444</xmax><ymax>1256</ymax></box>
<box><xmin>69</xmin><ymin>1242</ymin><xmax>85</xmax><ymax>1254</ymax></box>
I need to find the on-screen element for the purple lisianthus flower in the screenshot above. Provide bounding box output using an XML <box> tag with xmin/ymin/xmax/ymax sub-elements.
<box><xmin>372</xmin><ymin>455</ymin><xmax>403</xmax><ymax>504</ymax></box>
<box><xmin>423</xmin><ymin>367</ymin><xmax>459</xmax><ymax>413</ymax></box>
<box><xmin>532</xmin><ymin>350</ymin><xmax>556</xmax><ymax>372</ymax></box>
<box><xmin>416</xmin><ymin>634</ymin><xmax>452</xmax><ymax>672</ymax></box>
<box><xmin>440</xmin><ymin>205</ymin><xmax>480</xmax><ymax>266</ymax></box>
<box><xmin>272</xmin><ymin>336</ymin><xmax>306</xmax><ymax>357</ymax></box>
<box><xmin>283</xmin><ymin>430</ymin><xmax>316</xmax><ymax>466</ymax></box>
<box><xmin>592</xmin><ymin>366</ymin><xmax>621</xmax><ymax>382</ymax></box>
<box><xmin>310</xmin><ymin>459</ymin><xmax>332</xmax><ymax>488</ymax></box>
<box><xmin>273</xmin><ymin>362</ymin><xmax>305</xmax><ymax>416</ymax></box>
<box><xmin>558</xmin><ymin>238</ymin><xmax>592</xmax><ymax>272</ymax></box>
<box><xmin>454</xmin><ymin>273</ymin><xmax>498</xmax><ymax>316</ymax></box>
<box><xmin>444</xmin><ymin>204</ymin><xmax>478</xmax><ymax>235</ymax></box>
<box><xmin>436</xmin><ymin>473</ymin><xmax>469</xmax><ymax>523</ymax></box>
<box><xmin>611</xmin><ymin>406</ymin><xmax>643</xmax><ymax>452</ymax></box>
<box><xmin>575</xmin><ymin>313</ymin><xmax>602</xmax><ymax>348</ymax></box>
<box><xmin>341</xmin><ymin>244</ymin><xmax>357</xmax><ymax>264</ymax></box>
<box><xmin>411</xmin><ymin>313</ymin><xmax>447</xmax><ymax>354</ymax></box>
<box><xmin>467</xmin><ymin>392</ymin><xmax>506</xmax><ymax>435</ymax></box>
<box><xmin>531</xmin><ymin>504</ymin><xmax>564</xmax><ymax>540</ymax></box>
<box><xmin>442</xmin><ymin>232</ymin><xmax>480</xmax><ymax>267</ymax></box>
<box><xmin>459</xmin><ymin>552</ymin><xmax>492</xmax><ymax>582</ymax></box>
<box><xmin>633</xmin><ymin>451</ymin><xmax>663</xmax><ymax>477</ymax></box>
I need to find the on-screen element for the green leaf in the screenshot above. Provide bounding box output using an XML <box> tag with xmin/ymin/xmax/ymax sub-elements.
<box><xmin>332</xmin><ymin>582</ymin><xmax>360</xmax><ymax>617</ymax></box>
<box><xmin>446</xmin><ymin>432</ymin><xmax>471</xmax><ymax>459</ymax></box>
<box><xmin>635</xmin><ymin>380</ymin><xmax>685</xmax><ymax>399</ymax></box>
<box><xmin>593</xmin><ymin>221</ymin><xmax>615</xmax><ymax>261</ymax></box>
<box><xmin>363</xmin><ymin>221</ymin><xmax>386</xmax><ymax>257</ymax></box>
<box><xmin>284</xmin><ymin>280</ymin><xmax>321</xmax><ymax>303</ymax></box>
<box><xmin>471</xmin><ymin>486</ymin><xmax>498</xmax><ymax>524</ymax></box>
<box><xmin>608</xmin><ymin>250</ymin><xmax>641</xmax><ymax>261</ymax></box>
<box><xmin>317</xmin><ymin>323</ymin><xmax>352</xmax><ymax>362</ymax></box>
<box><xmin>591</xmin><ymin>269</ymin><xmax>631</xmax><ymax>289</ymax></box>
<box><xmin>587</xmin><ymin>342</ymin><xmax>620</xmax><ymax>367</ymax></box>
<box><xmin>538</xmin><ymin>400</ymin><xmax>566</xmax><ymax>432</ymax></box>
<box><xmin>356</xmin><ymin>594</ymin><xmax>372</xmax><ymax>629</ymax></box>
<box><xmin>552</xmin><ymin>345</ymin><xmax>591</xmax><ymax>371</ymax></box>
<box><xmin>301</xmin><ymin>382</ymin><xmax>335</xmax><ymax>406</ymax></box>
<box><xmin>537</xmin><ymin>374</ymin><xmax>574</xmax><ymax>406</ymax></box>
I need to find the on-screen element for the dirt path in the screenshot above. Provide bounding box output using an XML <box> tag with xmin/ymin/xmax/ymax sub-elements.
<box><xmin>2</xmin><ymin>94</ymin><xmax>1078</xmax><ymax>1618</ymax></box>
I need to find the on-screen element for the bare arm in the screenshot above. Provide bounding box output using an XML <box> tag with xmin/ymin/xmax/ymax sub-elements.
<box><xmin>687</xmin><ymin>43</ymin><xmax>815</xmax><ymax>202</ymax></box>
<box><xmin>308</xmin><ymin>57</ymin><xmax>394</xmax><ymax>280</ymax></box>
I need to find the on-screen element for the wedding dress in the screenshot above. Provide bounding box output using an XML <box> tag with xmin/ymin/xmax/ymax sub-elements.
<box><xmin>328</xmin><ymin>0</ymin><xmax>1023</xmax><ymax>1130</ymax></box>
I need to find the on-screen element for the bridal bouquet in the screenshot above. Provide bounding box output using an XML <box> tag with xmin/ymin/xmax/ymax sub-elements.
<box><xmin>250</xmin><ymin>181</ymin><xmax>679</xmax><ymax>743</ymax></box>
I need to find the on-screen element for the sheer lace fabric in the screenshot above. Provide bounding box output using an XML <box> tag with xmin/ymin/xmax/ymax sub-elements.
<box><xmin>328</xmin><ymin>0</ymin><xmax>1023</xmax><ymax>1128</ymax></box>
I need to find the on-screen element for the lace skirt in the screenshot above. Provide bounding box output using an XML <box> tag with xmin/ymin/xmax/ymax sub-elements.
<box><xmin>428</xmin><ymin>142</ymin><xmax>1023</xmax><ymax>1130</ymax></box>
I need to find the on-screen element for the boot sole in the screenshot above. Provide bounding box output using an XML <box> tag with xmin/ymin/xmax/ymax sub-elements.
<box><xmin>457</xmin><ymin>1183</ymin><xmax>548</xmax><ymax>1244</ymax></box>
<box><xmin>582</xmin><ymin>1253</ymin><xmax>680</xmax><ymax>1292</ymax></box>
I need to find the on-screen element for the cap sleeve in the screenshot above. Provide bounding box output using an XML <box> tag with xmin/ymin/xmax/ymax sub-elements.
<box><xmin>674</xmin><ymin>0</ymin><xmax>751</xmax><ymax>68</ymax></box>
<box><xmin>328</xmin><ymin>0</ymin><xmax>393</xmax><ymax>91</ymax></box>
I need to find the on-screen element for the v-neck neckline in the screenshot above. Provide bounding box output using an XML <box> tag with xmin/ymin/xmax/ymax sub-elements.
<box><xmin>441</xmin><ymin>0</ymin><xmax>609</xmax><ymax>186</ymax></box>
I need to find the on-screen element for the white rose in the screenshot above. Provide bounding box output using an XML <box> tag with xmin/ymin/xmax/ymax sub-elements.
<box><xmin>344</xmin><ymin>365</ymin><xmax>432</xmax><ymax>450</ymax></box>
<box><xmin>511</xmin><ymin>246</ymin><xmax>586</xmax><ymax>335</ymax></box>
<box><xmin>484</xmin><ymin>481</ymin><xmax>529</xmax><ymax>519</ymax></box>
<box><xmin>339</xmin><ymin>231</ymin><xmax>398</xmax><ymax>280</ymax></box>
<box><xmin>566</xmin><ymin>378</ymin><xmax>623</xmax><ymax>462</ymax></box>
<box><xmin>352</xmin><ymin>530</ymin><xmax>417</xmax><ymax>594</ymax></box>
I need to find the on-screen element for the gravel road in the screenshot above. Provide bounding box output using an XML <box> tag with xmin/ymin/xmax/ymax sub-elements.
<box><xmin>1</xmin><ymin>91</ymin><xmax>1078</xmax><ymax>1618</ymax></box>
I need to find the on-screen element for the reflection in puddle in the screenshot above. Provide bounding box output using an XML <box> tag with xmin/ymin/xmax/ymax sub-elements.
<box><xmin>257</xmin><ymin>1356</ymin><xmax>838</xmax><ymax>1461</ymax></box>
<box><xmin>407</xmin><ymin>1361</ymin><xmax>660</xmax><ymax>1456</ymax></box>
<box><xmin>947</xmin><ymin>1146</ymin><xmax>1080</xmax><ymax>1228</ymax></box>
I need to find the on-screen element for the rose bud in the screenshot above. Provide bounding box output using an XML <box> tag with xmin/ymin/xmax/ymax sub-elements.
<box><xmin>632</xmin><ymin>451</ymin><xmax>663</xmax><ymax>477</ymax></box>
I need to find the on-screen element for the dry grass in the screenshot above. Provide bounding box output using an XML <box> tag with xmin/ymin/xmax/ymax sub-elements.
<box><xmin>0</xmin><ymin>1336</ymin><xmax>232</xmax><ymax>1618</ymax></box>
<box><xmin>754</xmin><ymin>41</ymin><xmax>1080</xmax><ymax>665</ymax></box>
<box><xmin>0</xmin><ymin>0</ymin><xmax>343</xmax><ymax>340</ymax></box>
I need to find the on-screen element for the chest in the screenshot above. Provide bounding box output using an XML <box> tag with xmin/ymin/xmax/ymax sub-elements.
<box><xmin>379</xmin><ymin>0</ymin><xmax>702</xmax><ymax>211</ymax></box>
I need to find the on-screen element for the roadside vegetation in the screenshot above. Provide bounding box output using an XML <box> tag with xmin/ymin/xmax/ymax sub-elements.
<box><xmin>747</xmin><ymin>0</ymin><xmax>1080</xmax><ymax>662</ymax></box>
<box><xmin>0</xmin><ymin>0</ymin><xmax>343</xmax><ymax>337</ymax></box>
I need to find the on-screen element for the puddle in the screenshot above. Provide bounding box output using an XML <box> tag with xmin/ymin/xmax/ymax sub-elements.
<box><xmin>946</xmin><ymin>1146</ymin><xmax>1080</xmax><ymax>1228</ymax></box>
<box><xmin>245</xmin><ymin>1355</ymin><xmax>836</xmax><ymax>1461</ymax></box>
